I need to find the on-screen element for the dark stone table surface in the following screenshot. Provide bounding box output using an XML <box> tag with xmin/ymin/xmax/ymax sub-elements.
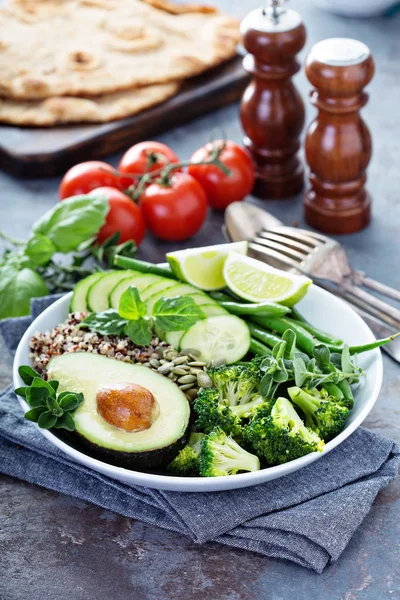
<box><xmin>1</xmin><ymin>1</ymin><xmax>400</xmax><ymax>598</ymax></box>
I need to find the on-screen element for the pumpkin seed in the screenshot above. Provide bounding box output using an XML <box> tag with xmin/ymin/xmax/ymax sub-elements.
<box><xmin>158</xmin><ymin>361</ymin><xmax>174</xmax><ymax>374</ymax></box>
<box><xmin>172</xmin><ymin>356</ymin><xmax>189</xmax><ymax>365</ymax></box>
<box><xmin>177</xmin><ymin>374</ymin><xmax>197</xmax><ymax>384</ymax></box>
<box><xmin>172</xmin><ymin>366</ymin><xmax>189</xmax><ymax>376</ymax></box>
<box><xmin>197</xmin><ymin>372</ymin><xmax>213</xmax><ymax>388</ymax></box>
<box><xmin>149</xmin><ymin>358</ymin><xmax>160</xmax><ymax>368</ymax></box>
<box><xmin>179</xmin><ymin>383</ymin><xmax>195</xmax><ymax>391</ymax></box>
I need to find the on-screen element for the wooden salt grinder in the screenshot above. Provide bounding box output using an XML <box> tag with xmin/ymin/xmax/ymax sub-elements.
<box><xmin>240</xmin><ymin>0</ymin><xmax>306</xmax><ymax>199</ymax></box>
<box><xmin>304</xmin><ymin>38</ymin><xmax>375</xmax><ymax>234</ymax></box>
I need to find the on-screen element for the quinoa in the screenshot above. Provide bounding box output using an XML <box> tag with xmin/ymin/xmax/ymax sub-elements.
<box><xmin>29</xmin><ymin>312</ymin><xmax>171</xmax><ymax>376</ymax></box>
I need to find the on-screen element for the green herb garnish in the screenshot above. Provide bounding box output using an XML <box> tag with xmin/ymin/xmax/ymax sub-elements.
<box><xmin>80</xmin><ymin>285</ymin><xmax>205</xmax><ymax>346</ymax></box>
<box><xmin>15</xmin><ymin>366</ymin><xmax>83</xmax><ymax>431</ymax></box>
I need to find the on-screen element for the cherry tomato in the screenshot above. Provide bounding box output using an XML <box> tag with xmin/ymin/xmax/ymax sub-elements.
<box><xmin>59</xmin><ymin>161</ymin><xmax>121</xmax><ymax>200</ymax></box>
<box><xmin>118</xmin><ymin>141</ymin><xmax>181</xmax><ymax>189</ymax></box>
<box><xmin>188</xmin><ymin>140</ymin><xmax>255</xmax><ymax>210</ymax></box>
<box><xmin>139</xmin><ymin>173</ymin><xmax>207</xmax><ymax>242</ymax></box>
<box><xmin>88</xmin><ymin>187</ymin><xmax>146</xmax><ymax>246</ymax></box>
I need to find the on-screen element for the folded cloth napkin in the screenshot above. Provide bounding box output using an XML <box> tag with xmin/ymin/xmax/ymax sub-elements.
<box><xmin>0</xmin><ymin>296</ymin><xmax>398</xmax><ymax>573</ymax></box>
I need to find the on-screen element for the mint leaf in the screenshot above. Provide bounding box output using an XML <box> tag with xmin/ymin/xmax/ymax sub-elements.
<box><xmin>118</xmin><ymin>286</ymin><xmax>147</xmax><ymax>320</ymax></box>
<box><xmin>32</xmin><ymin>195</ymin><xmax>108</xmax><ymax>253</ymax></box>
<box><xmin>24</xmin><ymin>234</ymin><xmax>56</xmax><ymax>266</ymax></box>
<box><xmin>152</xmin><ymin>296</ymin><xmax>205</xmax><ymax>332</ymax></box>
<box><xmin>125</xmin><ymin>318</ymin><xmax>152</xmax><ymax>346</ymax></box>
<box><xmin>80</xmin><ymin>309</ymin><xmax>128</xmax><ymax>336</ymax></box>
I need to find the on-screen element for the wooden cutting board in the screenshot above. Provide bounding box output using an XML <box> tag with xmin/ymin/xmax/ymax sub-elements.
<box><xmin>0</xmin><ymin>58</ymin><xmax>249</xmax><ymax>179</ymax></box>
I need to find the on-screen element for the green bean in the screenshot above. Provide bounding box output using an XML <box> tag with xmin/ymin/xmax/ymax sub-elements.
<box><xmin>216</xmin><ymin>300</ymin><xmax>289</xmax><ymax>318</ymax></box>
<box><xmin>250</xmin><ymin>338</ymin><xmax>272</xmax><ymax>356</ymax></box>
<box><xmin>114</xmin><ymin>255</ymin><xmax>177</xmax><ymax>279</ymax></box>
<box><xmin>323</xmin><ymin>382</ymin><xmax>344</xmax><ymax>401</ymax></box>
<box><xmin>250</xmin><ymin>316</ymin><xmax>320</xmax><ymax>356</ymax></box>
<box><xmin>247</xmin><ymin>323</ymin><xmax>282</xmax><ymax>349</ymax></box>
<box><xmin>337</xmin><ymin>380</ymin><xmax>354</xmax><ymax>409</ymax></box>
<box><xmin>290</xmin><ymin>307</ymin><xmax>308</xmax><ymax>323</ymax></box>
<box><xmin>349</xmin><ymin>333</ymin><xmax>400</xmax><ymax>355</ymax></box>
<box><xmin>284</xmin><ymin>316</ymin><xmax>343</xmax><ymax>346</ymax></box>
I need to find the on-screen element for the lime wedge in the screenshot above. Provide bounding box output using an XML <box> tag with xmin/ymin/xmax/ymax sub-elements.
<box><xmin>223</xmin><ymin>253</ymin><xmax>312</xmax><ymax>306</ymax></box>
<box><xmin>166</xmin><ymin>241</ymin><xmax>248</xmax><ymax>291</ymax></box>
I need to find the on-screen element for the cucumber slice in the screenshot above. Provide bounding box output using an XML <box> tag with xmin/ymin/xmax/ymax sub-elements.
<box><xmin>70</xmin><ymin>272</ymin><xmax>106</xmax><ymax>313</ymax></box>
<box><xmin>164</xmin><ymin>330</ymin><xmax>184</xmax><ymax>350</ymax></box>
<box><xmin>163</xmin><ymin>304</ymin><xmax>228</xmax><ymax>350</ymax></box>
<box><xmin>146</xmin><ymin>283</ymin><xmax>208</xmax><ymax>312</ymax></box>
<box><xmin>87</xmin><ymin>270</ymin><xmax>140</xmax><ymax>312</ymax></box>
<box><xmin>179</xmin><ymin>315</ymin><xmax>250</xmax><ymax>364</ymax></box>
<box><xmin>141</xmin><ymin>279</ymin><xmax>179</xmax><ymax>301</ymax></box>
<box><xmin>109</xmin><ymin>274</ymin><xmax>167</xmax><ymax>309</ymax></box>
<box><xmin>197</xmin><ymin>303</ymin><xmax>228</xmax><ymax>317</ymax></box>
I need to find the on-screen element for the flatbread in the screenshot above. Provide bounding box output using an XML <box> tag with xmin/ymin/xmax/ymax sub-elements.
<box><xmin>0</xmin><ymin>0</ymin><xmax>240</xmax><ymax>100</ymax></box>
<box><xmin>0</xmin><ymin>82</ymin><xmax>180</xmax><ymax>125</ymax></box>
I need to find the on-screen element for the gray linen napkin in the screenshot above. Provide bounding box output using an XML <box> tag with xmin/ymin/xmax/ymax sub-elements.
<box><xmin>0</xmin><ymin>296</ymin><xmax>398</xmax><ymax>573</ymax></box>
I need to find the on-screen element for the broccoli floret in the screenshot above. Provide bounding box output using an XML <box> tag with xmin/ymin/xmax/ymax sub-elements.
<box><xmin>288</xmin><ymin>386</ymin><xmax>350</xmax><ymax>442</ymax></box>
<box><xmin>167</xmin><ymin>432</ymin><xmax>205</xmax><ymax>476</ymax></box>
<box><xmin>245</xmin><ymin>397</ymin><xmax>324</xmax><ymax>466</ymax></box>
<box><xmin>207</xmin><ymin>364</ymin><xmax>264</xmax><ymax>419</ymax></box>
<box><xmin>199</xmin><ymin>427</ymin><xmax>260</xmax><ymax>477</ymax></box>
<box><xmin>194</xmin><ymin>387</ymin><xmax>244</xmax><ymax>439</ymax></box>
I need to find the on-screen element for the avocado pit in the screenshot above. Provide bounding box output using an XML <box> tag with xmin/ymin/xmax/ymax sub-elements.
<box><xmin>96</xmin><ymin>382</ymin><xmax>159</xmax><ymax>432</ymax></box>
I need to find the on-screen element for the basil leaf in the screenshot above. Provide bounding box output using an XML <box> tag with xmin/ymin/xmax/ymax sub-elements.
<box><xmin>32</xmin><ymin>195</ymin><xmax>108</xmax><ymax>253</ymax></box>
<box><xmin>119</xmin><ymin>286</ymin><xmax>147</xmax><ymax>320</ymax></box>
<box><xmin>80</xmin><ymin>309</ymin><xmax>128</xmax><ymax>336</ymax></box>
<box><xmin>24</xmin><ymin>234</ymin><xmax>56</xmax><ymax>266</ymax></box>
<box><xmin>24</xmin><ymin>408</ymin><xmax>47</xmax><ymax>422</ymax></box>
<box><xmin>0</xmin><ymin>266</ymin><xmax>48</xmax><ymax>319</ymax></box>
<box><xmin>125</xmin><ymin>318</ymin><xmax>152</xmax><ymax>346</ymax></box>
<box><xmin>18</xmin><ymin>365</ymin><xmax>39</xmax><ymax>386</ymax></box>
<box><xmin>152</xmin><ymin>296</ymin><xmax>205</xmax><ymax>332</ymax></box>
<box><xmin>38</xmin><ymin>411</ymin><xmax>58</xmax><ymax>429</ymax></box>
<box><xmin>52</xmin><ymin>412</ymin><xmax>76</xmax><ymax>431</ymax></box>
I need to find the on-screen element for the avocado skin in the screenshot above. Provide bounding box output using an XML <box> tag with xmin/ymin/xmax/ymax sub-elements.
<box><xmin>71</xmin><ymin>424</ymin><xmax>190</xmax><ymax>470</ymax></box>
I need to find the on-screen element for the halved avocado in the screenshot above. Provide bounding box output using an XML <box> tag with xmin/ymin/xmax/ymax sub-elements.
<box><xmin>47</xmin><ymin>353</ymin><xmax>190</xmax><ymax>469</ymax></box>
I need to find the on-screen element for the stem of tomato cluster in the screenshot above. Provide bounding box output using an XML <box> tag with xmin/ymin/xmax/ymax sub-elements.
<box><xmin>107</xmin><ymin>141</ymin><xmax>232</xmax><ymax>201</ymax></box>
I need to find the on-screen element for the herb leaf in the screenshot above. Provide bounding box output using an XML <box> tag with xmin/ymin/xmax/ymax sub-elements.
<box><xmin>124</xmin><ymin>318</ymin><xmax>153</xmax><ymax>346</ymax></box>
<box><xmin>38</xmin><ymin>411</ymin><xmax>58</xmax><ymax>429</ymax></box>
<box><xmin>80</xmin><ymin>309</ymin><xmax>128</xmax><ymax>336</ymax></box>
<box><xmin>0</xmin><ymin>265</ymin><xmax>48</xmax><ymax>319</ymax></box>
<box><xmin>32</xmin><ymin>195</ymin><xmax>108</xmax><ymax>253</ymax></box>
<box><xmin>24</xmin><ymin>234</ymin><xmax>56</xmax><ymax>267</ymax></box>
<box><xmin>119</xmin><ymin>286</ymin><xmax>147</xmax><ymax>320</ymax></box>
<box><xmin>18</xmin><ymin>365</ymin><xmax>40</xmax><ymax>386</ymax></box>
<box><xmin>152</xmin><ymin>296</ymin><xmax>205</xmax><ymax>332</ymax></box>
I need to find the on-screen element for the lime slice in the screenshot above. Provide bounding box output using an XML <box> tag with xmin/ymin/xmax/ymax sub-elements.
<box><xmin>223</xmin><ymin>253</ymin><xmax>312</xmax><ymax>306</ymax></box>
<box><xmin>166</xmin><ymin>241</ymin><xmax>247</xmax><ymax>291</ymax></box>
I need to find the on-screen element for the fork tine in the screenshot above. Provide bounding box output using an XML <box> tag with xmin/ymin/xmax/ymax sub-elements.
<box><xmin>264</xmin><ymin>226</ymin><xmax>326</xmax><ymax>248</ymax></box>
<box><xmin>249</xmin><ymin>242</ymin><xmax>305</xmax><ymax>272</ymax></box>
<box><xmin>252</xmin><ymin>235</ymin><xmax>307</xmax><ymax>263</ymax></box>
<box><xmin>258</xmin><ymin>231</ymin><xmax>312</xmax><ymax>255</ymax></box>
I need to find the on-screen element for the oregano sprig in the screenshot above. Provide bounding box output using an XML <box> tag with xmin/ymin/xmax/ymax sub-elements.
<box><xmin>15</xmin><ymin>366</ymin><xmax>83</xmax><ymax>431</ymax></box>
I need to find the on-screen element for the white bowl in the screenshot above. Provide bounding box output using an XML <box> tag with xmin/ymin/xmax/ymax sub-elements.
<box><xmin>13</xmin><ymin>286</ymin><xmax>382</xmax><ymax>492</ymax></box>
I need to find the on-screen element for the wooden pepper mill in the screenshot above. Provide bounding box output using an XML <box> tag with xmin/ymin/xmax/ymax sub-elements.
<box><xmin>240</xmin><ymin>0</ymin><xmax>306</xmax><ymax>199</ymax></box>
<box><xmin>304</xmin><ymin>38</ymin><xmax>375</xmax><ymax>234</ymax></box>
